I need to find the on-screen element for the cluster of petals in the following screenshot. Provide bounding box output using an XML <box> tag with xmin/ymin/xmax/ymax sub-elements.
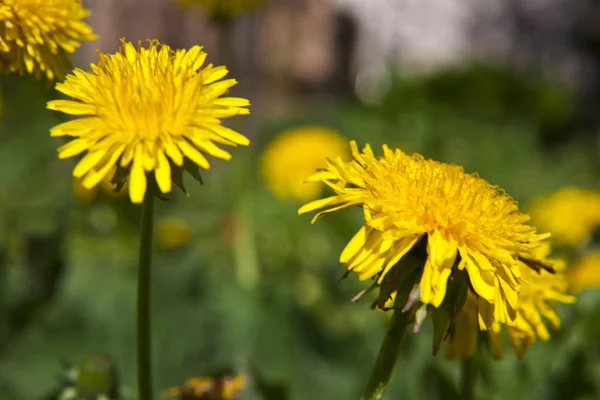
<box><xmin>300</xmin><ymin>141</ymin><xmax>554</xmax><ymax>330</ymax></box>
<box><xmin>48</xmin><ymin>39</ymin><xmax>250</xmax><ymax>203</ymax></box>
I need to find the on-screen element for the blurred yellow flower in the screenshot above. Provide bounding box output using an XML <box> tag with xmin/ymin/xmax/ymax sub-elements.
<box><xmin>446</xmin><ymin>244</ymin><xmax>574</xmax><ymax>359</ymax></box>
<box><xmin>530</xmin><ymin>187</ymin><xmax>600</xmax><ymax>247</ymax></box>
<box><xmin>299</xmin><ymin>141</ymin><xmax>553</xmax><ymax>330</ymax></box>
<box><xmin>162</xmin><ymin>374</ymin><xmax>245</xmax><ymax>399</ymax></box>
<box><xmin>47</xmin><ymin>39</ymin><xmax>250</xmax><ymax>204</ymax></box>
<box><xmin>156</xmin><ymin>217</ymin><xmax>192</xmax><ymax>249</ymax></box>
<box><xmin>567</xmin><ymin>251</ymin><xmax>600</xmax><ymax>293</ymax></box>
<box><xmin>260</xmin><ymin>126</ymin><xmax>348</xmax><ymax>202</ymax></box>
<box><xmin>177</xmin><ymin>0</ymin><xmax>266</xmax><ymax>17</ymax></box>
<box><xmin>0</xmin><ymin>0</ymin><xmax>96</xmax><ymax>80</ymax></box>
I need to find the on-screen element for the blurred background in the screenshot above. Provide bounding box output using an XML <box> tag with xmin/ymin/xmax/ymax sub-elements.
<box><xmin>1</xmin><ymin>0</ymin><xmax>600</xmax><ymax>399</ymax></box>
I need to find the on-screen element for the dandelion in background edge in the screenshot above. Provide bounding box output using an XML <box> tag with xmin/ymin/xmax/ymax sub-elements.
<box><xmin>0</xmin><ymin>0</ymin><xmax>96</xmax><ymax>80</ymax></box>
<box><xmin>260</xmin><ymin>126</ymin><xmax>349</xmax><ymax>202</ymax></box>
<box><xmin>529</xmin><ymin>187</ymin><xmax>600</xmax><ymax>248</ymax></box>
<box><xmin>161</xmin><ymin>374</ymin><xmax>245</xmax><ymax>400</ymax></box>
<box><xmin>299</xmin><ymin>141</ymin><xmax>557</xmax><ymax>342</ymax></box>
<box><xmin>47</xmin><ymin>39</ymin><xmax>250</xmax><ymax>204</ymax></box>
<box><xmin>530</xmin><ymin>186</ymin><xmax>600</xmax><ymax>292</ymax></box>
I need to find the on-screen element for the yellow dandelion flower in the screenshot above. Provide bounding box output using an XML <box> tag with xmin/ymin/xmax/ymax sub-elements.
<box><xmin>260</xmin><ymin>126</ymin><xmax>349</xmax><ymax>202</ymax></box>
<box><xmin>529</xmin><ymin>187</ymin><xmax>600</xmax><ymax>247</ymax></box>
<box><xmin>156</xmin><ymin>217</ymin><xmax>192</xmax><ymax>249</ymax></box>
<box><xmin>446</xmin><ymin>244</ymin><xmax>574</xmax><ymax>359</ymax></box>
<box><xmin>567</xmin><ymin>250</ymin><xmax>600</xmax><ymax>293</ymax></box>
<box><xmin>176</xmin><ymin>0</ymin><xmax>266</xmax><ymax>17</ymax></box>
<box><xmin>0</xmin><ymin>0</ymin><xmax>96</xmax><ymax>80</ymax></box>
<box><xmin>299</xmin><ymin>141</ymin><xmax>552</xmax><ymax>329</ymax></box>
<box><xmin>161</xmin><ymin>374</ymin><xmax>245</xmax><ymax>400</ymax></box>
<box><xmin>47</xmin><ymin>39</ymin><xmax>250</xmax><ymax>204</ymax></box>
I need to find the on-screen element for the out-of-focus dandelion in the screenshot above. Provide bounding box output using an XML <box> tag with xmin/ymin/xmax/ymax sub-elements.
<box><xmin>299</xmin><ymin>141</ymin><xmax>555</xmax><ymax>399</ymax></box>
<box><xmin>567</xmin><ymin>251</ymin><xmax>600</xmax><ymax>293</ymax></box>
<box><xmin>48</xmin><ymin>38</ymin><xmax>250</xmax><ymax>400</ymax></box>
<box><xmin>176</xmin><ymin>0</ymin><xmax>266</xmax><ymax>18</ymax></box>
<box><xmin>156</xmin><ymin>217</ymin><xmax>193</xmax><ymax>249</ymax></box>
<box><xmin>0</xmin><ymin>0</ymin><xmax>96</xmax><ymax>80</ymax></box>
<box><xmin>47</xmin><ymin>38</ymin><xmax>250</xmax><ymax>204</ymax></box>
<box><xmin>161</xmin><ymin>374</ymin><xmax>245</xmax><ymax>400</ymax></box>
<box><xmin>530</xmin><ymin>187</ymin><xmax>600</xmax><ymax>248</ymax></box>
<box><xmin>530</xmin><ymin>187</ymin><xmax>600</xmax><ymax>293</ymax></box>
<box><xmin>260</xmin><ymin>126</ymin><xmax>348</xmax><ymax>202</ymax></box>
<box><xmin>446</xmin><ymin>244</ymin><xmax>575</xmax><ymax>360</ymax></box>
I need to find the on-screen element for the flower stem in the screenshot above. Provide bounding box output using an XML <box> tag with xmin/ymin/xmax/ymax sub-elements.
<box><xmin>459</xmin><ymin>357</ymin><xmax>478</xmax><ymax>400</ymax></box>
<box><xmin>361</xmin><ymin>307</ymin><xmax>412</xmax><ymax>400</ymax></box>
<box><xmin>137</xmin><ymin>194</ymin><xmax>155</xmax><ymax>400</ymax></box>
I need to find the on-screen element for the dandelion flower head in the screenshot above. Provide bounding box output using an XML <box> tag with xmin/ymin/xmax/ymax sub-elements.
<box><xmin>260</xmin><ymin>126</ymin><xmax>349</xmax><ymax>202</ymax></box>
<box><xmin>299</xmin><ymin>141</ymin><xmax>552</xmax><ymax>329</ymax></box>
<box><xmin>0</xmin><ymin>0</ymin><xmax>96</xmax><ymax>80</ymax></box>
<box><xmin>177</xmin><ymin>0</ymin><xmax>266</xmax><ymax>17</ymax></box>
<box><xmin>47</xmin><ymin>39</ymin><xmax>250</xmax><ymax>204</ymax></box>
<box><xmin>161</xmin><ymin>374</ymin><xmax>245</xmax><ymax>399</ymax></box>
<box><xmin>530</xmin><ymin>187</ymin><xmax>600</xmax><ymax>247</ymax></box>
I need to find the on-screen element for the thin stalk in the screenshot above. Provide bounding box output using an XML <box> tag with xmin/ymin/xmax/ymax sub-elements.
<box><xmin>137</xmin><ymin>194</ymin><xmax>155</xmax><ymax>400</ymax></box>
<box><xmin>361</xmin><ymin>305</ymin><xmax>412</xmax><ymax>400</ymax></box>
<box><xmin>459</xmin><ymin>357</ymin><xmax>478</xmax><ymax>400</ymax></box>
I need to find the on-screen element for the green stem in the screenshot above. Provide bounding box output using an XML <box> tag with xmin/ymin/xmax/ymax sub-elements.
<box><xmin>361</xmin><ymin>306</ymin><xmax>412</xmax><ymax>400</ymax></box>
<box><xmin>459</xmin><ymin>357</ymin><xmax>478</xmax><ymax>400</ymax></box>
<box><xmin>137</xmin><ymin>194</ymin><xmax>155</xmax><ymax>400</ymax></box>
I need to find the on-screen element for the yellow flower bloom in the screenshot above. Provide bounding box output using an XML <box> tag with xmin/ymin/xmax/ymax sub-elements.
<box><xmin>177</xmin><ymin>0</ymin><xmax>266</xmax><ymax>17</ymax></box>
<box><xmin>567</xmin><ymin>251</ymin><xmax>600</xmax><ymax>293</ymax></box>
<box><xmin>161</xmin><ymin>374</ymin><xmax>245</xmax><ymax>399</ymax></box>
<box><xmin>446</xmin><ymin>244</ymin><xmax>575</xmax><ymax>359</ymax></box>
<box><xmin>47</xmin><ymin>39</ymin><xmax>250</xmax><ymax>204</ymax></box>
<box><xmin>299</xmin><ymin>141</ymin><xmax>552</xmax><ymax>330</ymax></box>
<box><xmin>156</xmin><ymin>217</ymin><xmax>192</xmax><ymax>249</ymax></box>
<box><xmin>0</xmin><ymin>0</ymin><xmax>96</xmax><ymax>80</ymax></box>
<box><xmin>260</xmin><ymin>126</ymin><xmax>349</xmax><ymax>202</ymax></box>
<box><xmin>529</xmin><ymin>187</ymin><xmax>600</xmax><ymax>247</ymax></box>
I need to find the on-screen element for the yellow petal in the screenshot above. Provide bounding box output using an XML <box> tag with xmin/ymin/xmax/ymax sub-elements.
<box><xmin>73</xmin><ymin>150</ymin><xmax>107</xmax><ymax>178</ymax></box>
<box><xmin>47</xmin><ymin>100</ymin><xmax>96</xmax><ymax>115</ymax></box>
<box><xmin>129</xmin><ymin>147</ymin><xmax>147</xmax><ymax>204</ymax></box>
<box><xmin>420</xmin><ymin>231</ymin><xmax>458</xmax><ymax>307</ymax></box>
<box><xmin>463</xmin><ymin>250</ymin><xmax>496</xmax><ymax>302</ymax></box>
<box><xmin>377</xmin><ymin>235</ymin><xmax>421</xmax><ymax>284</ymax></box>
<box><xmin>58</xmin><ymin>138</ymin><xmax>91</xmax><ymax>158</ymax></box>
<box><xmin>155</xmin><ymin>151</ymin><xmax>171</xmax><ymax>193</ymax></box>
<box><xmin>176</xmin><ymin>139</ymin><xmax>210</xmax><ymax>169</ymax></box>
<box><xmin>340</xmin><ymin>226</ymin><xmax>370</xmax><ymax>263</ymax></box>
